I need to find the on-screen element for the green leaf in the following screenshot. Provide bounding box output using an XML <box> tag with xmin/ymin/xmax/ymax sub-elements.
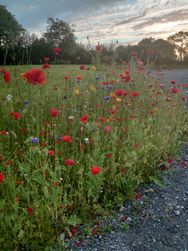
<box><xmin>67</xmin><ymin>214</ymin><xmax>81</xmax><ymax>226</ymax></box>
<box><xmin>149</xmin><ymin>176</ymin><xmax>165</xmax><ymax>188</ymax></box>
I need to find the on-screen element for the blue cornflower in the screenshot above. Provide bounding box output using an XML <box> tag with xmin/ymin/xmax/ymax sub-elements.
<box><xmin>104</xmin><ymin>96</ymin><xmax>111</xmax><ymax>101</ymax></box>
<box><xmin>24</xmin><ymin>100</ymin><xmax>29</xmax><ymax>107</ymax></box>
<box><xmin>31</xmin><ymin>137</ymin><xmax>39</xmax><ymax>144</ymax></box>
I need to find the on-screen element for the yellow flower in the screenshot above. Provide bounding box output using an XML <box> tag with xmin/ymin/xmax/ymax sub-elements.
<box><xmin>90</xmin><ymin>85</ymin><xmax>97</xmax><ymax>92</ymax></box>
<box><xmin>90</xmin><ymin>66</ymin><xmax>96</xmax><ymax>71</ymax></box>
<box><xmin>73</xmin><ymin>88</ymin><xmax>80</xmax><ymax>96</ymax></box>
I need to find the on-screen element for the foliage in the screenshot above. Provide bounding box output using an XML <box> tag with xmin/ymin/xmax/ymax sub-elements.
<box><xmin>168</xmin><ymin>31</ymin><xmax>188</xmax><ymax>61</ymax></box>
<box><xmin>0</xmin><ymin>5</ymin><xmax>24</xmax><ymax>47</ymax></box>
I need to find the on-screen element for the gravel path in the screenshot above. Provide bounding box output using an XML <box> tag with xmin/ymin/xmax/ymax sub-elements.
<box><xmin>77</xmin><ymin>147</ymin><xmax>188</xmax><ymax>251</ymax></box>
<box><xmin>67</xmin><ymin>69</ymin><xmax>188</xmax><ymax>251</ymax></box>
<box><xmin>70</xmin><ymin>144</ymin><xmax>188</xmax><ymax>251</ymax></box>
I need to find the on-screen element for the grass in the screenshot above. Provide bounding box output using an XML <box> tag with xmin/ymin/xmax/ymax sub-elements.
<box><xmin>0</xmin><ymin>60</ymin><xmax>187</xmax><ymax>250</ymax></box>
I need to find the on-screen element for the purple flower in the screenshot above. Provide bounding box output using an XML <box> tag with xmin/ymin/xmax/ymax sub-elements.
<box><xmin>104</xmin><ymin>96</ymin><xmax>111</xmax><ymax>101</ymax></box>
<box><xmin>24</xmin><ymin>100</ymin><xmax>29</xmax><ymax>107</ymax></box>
<box><xmin>31</xmin><ymin>137</ymin><xmax>39</xmax><ymax>144</ymax></box>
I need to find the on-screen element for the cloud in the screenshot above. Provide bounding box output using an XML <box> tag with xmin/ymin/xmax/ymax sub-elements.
<box><xmin>1</xmin><ymin>0</ymin><xmax>188</xmax><ymax>44</ymax></box>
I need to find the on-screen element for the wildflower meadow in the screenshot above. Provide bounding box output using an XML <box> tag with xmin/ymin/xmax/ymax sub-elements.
<box><xmin>0</xmin><ymin>53</ymin><xmax>188</xmax><ymax>250</ymax></box>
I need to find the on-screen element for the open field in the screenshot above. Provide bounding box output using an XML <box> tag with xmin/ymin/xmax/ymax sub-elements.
<box><xmin>0</xmin><ymin>62</ymin><xmax>188</xmax><ymax>250</ymax></box>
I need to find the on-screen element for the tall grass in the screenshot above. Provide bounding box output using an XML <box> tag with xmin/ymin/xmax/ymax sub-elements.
<box><xmin>0</xmin><ymin>60</ymin><xmax>187</xmax><ymax>250</ymax></box>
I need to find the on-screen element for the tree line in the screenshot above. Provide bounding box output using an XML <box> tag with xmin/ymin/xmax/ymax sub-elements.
<box><xmin>1</xmin><ymin>5</ymin><xmax>188</xmax><ymax>66</ymax></box>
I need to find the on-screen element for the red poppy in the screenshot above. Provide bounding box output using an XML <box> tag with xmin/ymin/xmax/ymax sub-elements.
<box><xmin>52</xmin><ymin>47</ymin><xmax>62</xmax><ymax>55</ymax></box>
<box><xmin>42</xmin><ymin>63</ymin><xmax>50</xmax><ymax>69</ymax></box>
<box><xmin>61</xmin><ymin>135</ymin><xmax>73</xmax><ymax>143</ymax></box>
<box><xmin>80</xmin><ymin>114</ymin><xmax>89</xmax><ymax>124</ymax></box>
<box><xmin>135</xmin><ymin>192</ymin><xmax>142</xmax><ymax>200</ymax></box>
<box><xmin>100</xmin><ymin>117</ymin><xmax>106</xmax><ymax>122</ymax></box>
<box><xmin>80</xmin><ymin>64</ymin><xmax>87</xmax><ymax>70</ymax></box>
<box><xmin>95</xmin><ymin>43</ymin><xmax>103</xmax><ymax>52</ymax></box>
<box><xmin>119</xmin><ymin>167</ymin><xmax>126</xmax><ymax>174</ymax></box>
<box><xmin>50</xmin><ymin>108</ymin><xmax>59</xmax><ymax>117</ymax></box>
<box><xmin>115</xmin><ymin>89</ymin><xmax>126</xmax><ymax>96</ymax></box>
<box><xmin>131</xmin><ymin>91</ymin><xmax>140</xmax><ymax>97</ymax></box>
<box><xmin>171</xmin><ymin>87</ymin><xmax>180</xmax><ymax>94</ymax></box>
<box><xmin>0</xmin><ymin>69</ymin><xmax>11</xmax><ymax>83</ymax></box>
<box><xmin>91</xmin><ymin>166</ymin><xmax>102</xmax><ymax>176</ymax></box>
<box><xmin>0</xmin><ymin>172</ymin><xmax>5</xmax><ymax>183</ymax></box>
<box><xmin>22</xmin><ymin>68</ymin><xmax>46</xmax><ymax>85</ymax></box>
<box><xmin>27</xmin><ymin>207</ymin><xmax>33</xmax><ymax>216</ymax></box>
<box><xmin>121</xmin><ymin>74</ymin><xmax>131</xmax><ymax>83</ymax></box>
<box><xmin>105</xmin><ymin>153</ymin><xmax>112</xmax><ymax>158</ymax></box>
<box><xmin>43</xmin><ymin>57</ymin><xmax>50</xmax><ymax>63</ymax></box>
<box><xmin>48</xmin><ymin>150</ymin><xmax>55</xmax><ymax>156</ymax></box>
<box><xmin>71</xmin><ymin>228</ymin><xmax>77</xmax><ymax>236</ymax></box>
<box><xmin>64</xmin><ymin>76</ymin><xmax>69</xmax><ymax>80</ymax></box>
<box><xmin>10</xmin><ymin>112</ymin><xmax>22</xmax><ymax>120</ymax></box>
<box><xmin>65</xmin><ymin>159</ymin><xmax>75</xmax><ymax>166</ymax></box>
<box><xmin>76</xmin><ymin>75</ymin><xmax>82</xmax><ymax>81</ymax></box>
<box><xmin>181</xmin><ymin>83</ymin><xmax>188</xmax><ymax>87</ymax></box>
<box><xmin>171</xmin><ymin>80</ymin><xmax>176</xmax><ymax>85</ymax></box>
<box><xmin>0</xmin><ymin>130</ymin><xmax>8</xmax><ymax>135</ymax></box>
<box><xmin>104</xmin><ymin>126</ymin><xmax>112</xmax><ymax>132</ymax></box>
<box><xmin>168</xmin><ymin>159</ymin><xmax>173</xmax><ymax>164</ymax></box>
<box><xmin>16</xmin><ymin>180</ymin><xmax>24</xmax><ymax>185</ymax></box>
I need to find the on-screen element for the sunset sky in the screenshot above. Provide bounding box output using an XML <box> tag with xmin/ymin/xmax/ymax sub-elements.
<box><xmin>1</xmin><ymin>0</ymin><xmax>188</xmax><ymax>45</ymax></box>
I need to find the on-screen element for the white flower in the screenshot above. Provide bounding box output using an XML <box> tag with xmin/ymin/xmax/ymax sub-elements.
<box><xmin>68</xmin><ymin>116</ymin><xmax>74</xmax><ymax>120</ymax></box>
<box><xmin>84</xmin><ymin>137</ymin><xmax>89</xmax><ymax>144</ymax></box>
<box><xmin>6</xmin><ymin>94</ymin><xmax>12</xmax><ymax>101</ymax></box>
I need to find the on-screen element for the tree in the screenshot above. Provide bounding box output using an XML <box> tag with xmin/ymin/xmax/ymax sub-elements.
<box><xmin>0</xmin><ymin>5</ymin><xmax>24</xmax><ymax>46</ymax></box>
<box><xmin>30</xmin><ymin>37</ymin><xmax>53</xmax><ymax>64</ymax></box>
<box><xmin>138</xmin><ymin>37</ymin><xmax>154</xmax><ymax>47</ymax></box>
<box><xmin>43</xmin><ymin>18</ymin><xmax>76</xmax><ymax>63</ymax></box>
<box><xmin>152</xmin><ymin>39</ymin><xmax>176</xmax><ymax>64</ymax></box>
<box><xmin>0</xmin><ymin>5</ymin><xmax>25</xmax><ymax>64</ymax></box>
<box><xmin>73</xmin><ymin>44</ymin><xmax>92</xmax><ymax>64</ymax></box>
<box><xmin>168</xmin><ymin>31</ymin><xmax>188</xmax><ymax>61</ymax></box>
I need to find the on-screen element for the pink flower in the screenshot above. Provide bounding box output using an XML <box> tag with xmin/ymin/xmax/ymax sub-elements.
<box><xmin>104</xmin><ymin>126</ymin><xmax>111</xmax><ymax>132</ymax></box>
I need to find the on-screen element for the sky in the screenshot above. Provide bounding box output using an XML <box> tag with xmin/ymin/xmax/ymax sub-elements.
<box><xmin>1</xmin><ymin>0</ymin><xmax>188</xmax><ymax>45</ymax></box>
